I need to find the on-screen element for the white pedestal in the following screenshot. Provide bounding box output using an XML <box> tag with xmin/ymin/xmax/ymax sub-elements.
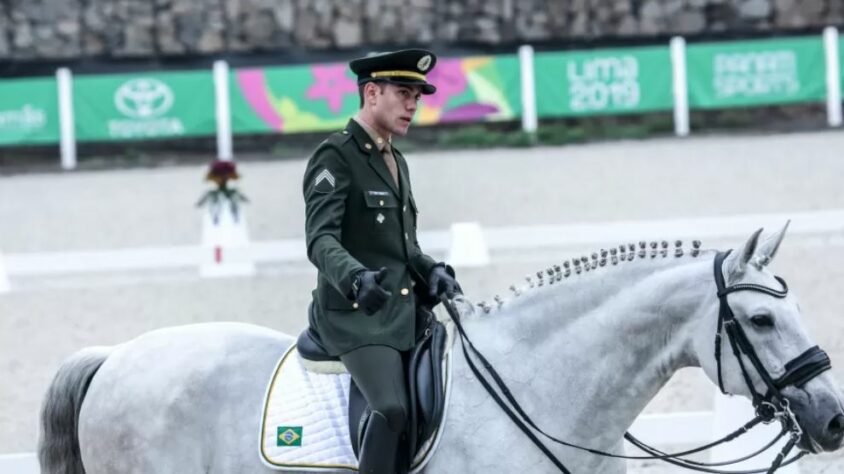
<box><xmin>711</xmin><ymin>392</ymin><xmax>800</xmax><ymax>473</ymax></box>
<box><xmin>199</xmin><ymin>205</ymin><xmax>255</xmax><ymax>278</ymax></box>
<box><xmin>446</xmin><ymin>222</ymin><xmax>490</xmax><ymax>267</ymax></box>
<box><xmin>0</xmin><ymin>251</ymin><xmax>9</xmax><ymax>293</ymax></box>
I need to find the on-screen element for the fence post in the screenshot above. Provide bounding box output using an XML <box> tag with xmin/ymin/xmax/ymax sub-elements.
<box><xmin>519</xmin><ymin>45</ymin><xmax>538</xmax><ymax>137</ymax></box>
<box><xmin>214</xmin><ymin>60</ymin><xmax>233</xmax><ymax>160</ymax></box>
<box><xmin>670</xmin><ymin>36</ymin><xmax>690</xmax><ymax>137</ymax></box>
<box><xmin>824</xmin><ymin>27</ymin><xmax>842</xmax><ymax>128</ymax></box>
<box><xmin>56</xmin><ymin>68</ymin><xmax>77</xmax><ymax>170</ymax></box>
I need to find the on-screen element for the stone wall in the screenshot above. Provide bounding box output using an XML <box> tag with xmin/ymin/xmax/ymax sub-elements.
<box><xmin>0</xmin><ymin>0</ymin><xmax>842</xmax><ymax>60</ymax></box>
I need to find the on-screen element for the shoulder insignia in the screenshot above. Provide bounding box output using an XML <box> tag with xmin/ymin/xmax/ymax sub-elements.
<box><xmin>314</xmin><ymin>168</ymin><xmax>336</xmax><ymax>193</ymax></box>
<box><xmin>326</xmin><ymin>130</ymin><xmax>352</xmax><ymax>147</ymax></box>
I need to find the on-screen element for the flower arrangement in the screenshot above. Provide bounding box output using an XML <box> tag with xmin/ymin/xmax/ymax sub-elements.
<box><xmin>196</xmin><ymin>160</ymin><xmax>249</xmax><ymax>223</ymax></box>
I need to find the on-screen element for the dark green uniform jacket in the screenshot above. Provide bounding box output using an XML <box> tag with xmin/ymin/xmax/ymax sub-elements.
<box><xmin>303</xmin><ymin>119</ymin><xmax>439</xmax><ymax>356</ymax></box>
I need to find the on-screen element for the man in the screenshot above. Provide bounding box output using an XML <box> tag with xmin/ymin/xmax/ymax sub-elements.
<box><xmin>302</xmin><ymin>49</ymin><xmax>462</xmax><ymax>473</ymax></box>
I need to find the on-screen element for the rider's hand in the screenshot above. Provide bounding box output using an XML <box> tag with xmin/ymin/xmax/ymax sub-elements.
<box><xmin>428</xmin><ymin>264</ymin><xmax>462</xmax><ymax>299</ymax></box>
<box><xmin>353</xmin><ymin>268</ymin><xmax>392</xmax><ymax>315</ymax></box>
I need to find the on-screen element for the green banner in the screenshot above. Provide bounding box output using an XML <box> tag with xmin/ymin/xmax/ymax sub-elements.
<box><xmin>230</xmin><ymin>55</ymin><xmax>520</xmax><ymax>135</ymax></box>
<box><xmin>687</xmin><ymin>37</ymin><xmax>825</xmax><ymax>109</ymax></box>
<box><xmin>0</xmin><ymin>77</ymin><xmax>59</xmax><ymax>145</ymax></box>
<box><xmin>534</xmin><ymin>46</ymin><xmax>673</xmax><ymax>117</ymax></box>
<box><xmin>839</xmin><ymin>37</ymin><xmax>844</xmax><ymax>96</ymax></box>
<box><xmin>74</xmin><ymin>71</ymin><xmax>215</xmax><ymax>141</ymax></box>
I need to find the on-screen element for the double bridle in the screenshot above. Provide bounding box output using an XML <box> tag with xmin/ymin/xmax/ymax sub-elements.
<box><xmin>443</xmin><ymin>250</ymin><xmax>833</xmax><ymax>473</ymax></box>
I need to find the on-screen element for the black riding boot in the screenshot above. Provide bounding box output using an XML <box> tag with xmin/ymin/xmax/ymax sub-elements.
<box><xmin>358</xmin><ymin>410</ymin><xmax>401</xmax><ymax>474</ymax></box>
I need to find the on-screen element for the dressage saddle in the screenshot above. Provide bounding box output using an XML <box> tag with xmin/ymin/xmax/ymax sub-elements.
<box><xmin>296</xmin><ymin>316</ymin><xmax>448</xmax><ymax>466</ymax></box>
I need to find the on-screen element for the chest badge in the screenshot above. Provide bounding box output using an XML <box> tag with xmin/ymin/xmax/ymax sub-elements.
<box><xmin>376</xmin><ymin>213</ymin><xmax>385</xmax><ymax>224</ymax></box>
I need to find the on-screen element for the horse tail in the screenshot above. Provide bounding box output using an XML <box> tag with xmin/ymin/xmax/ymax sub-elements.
<box><xmin>38</xmin><ymin>346</ymin><xmax>112</xmax><ymax>474</ymax></box>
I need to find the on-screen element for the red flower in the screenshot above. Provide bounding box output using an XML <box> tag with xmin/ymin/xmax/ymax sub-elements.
<box><xmin>206</xmin><ymin>160</ymin><xmax>239</xmax><ymax>187</ymax></box>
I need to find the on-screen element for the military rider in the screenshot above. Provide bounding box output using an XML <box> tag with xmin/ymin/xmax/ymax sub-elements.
<box><xmin>302</xmin><ymin>49</ymin><xmax>462</xmax><ymax>473</ymax></box>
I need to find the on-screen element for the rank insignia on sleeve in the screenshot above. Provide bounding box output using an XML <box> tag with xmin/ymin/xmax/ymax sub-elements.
<box><xmin>314</xmin><ymin>169</ymin><xmax>335</xmax><ymax>193</ymax></box>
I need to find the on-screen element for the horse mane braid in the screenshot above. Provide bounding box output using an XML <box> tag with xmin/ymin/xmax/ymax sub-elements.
<box><xmin>479</xmin><ymin>239</ymin><xmax>704</xmax><ymax>314</ymax></box>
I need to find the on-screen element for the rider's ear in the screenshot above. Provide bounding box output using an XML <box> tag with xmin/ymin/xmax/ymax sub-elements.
<box><xmin>724</xmin><ymin>227</ymin><xmax>763</xmax><ymax>281</ymax></box>
<box><xmin>752</xmin><ymin>220</ymin><xmax>790</xmax><ymax>268</ymax></box>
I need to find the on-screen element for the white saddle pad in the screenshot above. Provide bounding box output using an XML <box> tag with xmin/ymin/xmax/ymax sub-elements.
<box><xmin>259</xmin><ymin>343</ymin><xmax>452</xmax><ymax>472</ymax></box>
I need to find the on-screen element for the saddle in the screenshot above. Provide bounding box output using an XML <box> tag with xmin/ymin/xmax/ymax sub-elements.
<box><xmin>296</xmin><ymin>315</ymin><xmax>449</xmax><ymax>467</ymax></box>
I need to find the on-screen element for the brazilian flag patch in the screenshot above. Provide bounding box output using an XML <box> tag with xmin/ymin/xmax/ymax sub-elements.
<box><xmin>277</xmin><ymin>426</ymin><xmax>303</xmax><ymax>447</ymax></box>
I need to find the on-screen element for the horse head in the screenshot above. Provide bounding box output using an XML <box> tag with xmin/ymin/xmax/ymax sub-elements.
<box><xmin>694</xmin><ymin>223</ymin><xmax>844</xmax><ymax>453</ymax></box>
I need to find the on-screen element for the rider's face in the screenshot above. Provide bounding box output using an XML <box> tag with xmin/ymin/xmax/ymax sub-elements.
<box><xmin>368</xmin><ymin>83</ymin><xmax>421</xmax><ymax>137</ymax></box>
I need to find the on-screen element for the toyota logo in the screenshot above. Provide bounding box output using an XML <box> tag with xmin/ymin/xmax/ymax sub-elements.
<box><xmin>114</xmin><ymin>78</ymin><xmax>174</xmax><ymax>119</ymax></box>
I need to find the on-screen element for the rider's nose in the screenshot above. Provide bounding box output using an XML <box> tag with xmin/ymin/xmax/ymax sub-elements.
<box><xmin>824</xmin><ymin>413</ymin><xmax>844</xmax><ymax>448</ymax></box>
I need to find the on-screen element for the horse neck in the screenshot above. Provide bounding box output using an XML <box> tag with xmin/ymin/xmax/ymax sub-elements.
<box><xmin>459</xmin><ymin>254</ymin><xmax>715</xmax><ymax>449</ymax></box>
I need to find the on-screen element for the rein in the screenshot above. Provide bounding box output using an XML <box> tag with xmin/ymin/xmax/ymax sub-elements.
<box><xmin>442</xmin><ymin>250</ymin><xmax>832</xmax><ymax>473</ymax></box>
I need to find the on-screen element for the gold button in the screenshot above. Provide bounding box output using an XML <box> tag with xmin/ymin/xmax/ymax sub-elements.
<box><xmin>365</xmin><ymin>143</ymin><xmax>372</xmax><ymax>150</ymax></box>
<box><xmin>403</xmin><ymin>205</ymin><xmax>406</xmax><ymax>212</ymax></box>
<box><xmin>405</xmin><ymin>233</ymin><xmax>409</xmax><ymax>240</ymax></box>
<box><xmin>379</xmin><ymin>200</ymin><xmax>384</xmax><ymax>206</ymax></box>
<box><xmin>353</xmin><ymin>302</ymin><xmax>359</xmax><ymax>309</ymax></box>
<box><xmin>342</xmin><ymin>130</ymin><xmax>348</xmax><ymax>134</ymax></box>
<box><xmin>376</xmin><ymin>137</ymin><xmax>383</xmax><ymax>144</ymax></box>
<box><xmin>400</xmin><ymin>288</ymin><xmax>409</xmax><ymax>296</ymax></box>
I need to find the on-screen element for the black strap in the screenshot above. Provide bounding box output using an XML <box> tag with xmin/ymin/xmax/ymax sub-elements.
<box><xmin>773</xmin><ymin>346</ymin><xmax>831</xmax><ymax>389</ymax></box>
<box><xmin>627</xmin><ymin>432</ymin><xmax>806</xmax><ymax>474</ymax></box>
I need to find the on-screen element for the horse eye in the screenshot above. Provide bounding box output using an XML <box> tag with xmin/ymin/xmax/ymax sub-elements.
<box><xmin>750</xmin><ymin>314</ymin><xmax>775</xmax><ymax>328</ymax></box>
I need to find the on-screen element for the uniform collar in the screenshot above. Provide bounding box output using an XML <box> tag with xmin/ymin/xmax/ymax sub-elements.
<box><xmin>352</xmin><ymin>115</ymin><xmax>391</xmax><ymax>152</ymax></box>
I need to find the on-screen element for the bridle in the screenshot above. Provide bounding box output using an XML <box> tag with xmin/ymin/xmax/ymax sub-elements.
<box><xmin>442</xmin><ymin>249</ymin><xmax>833</xmax><ymax>473</ymax></box>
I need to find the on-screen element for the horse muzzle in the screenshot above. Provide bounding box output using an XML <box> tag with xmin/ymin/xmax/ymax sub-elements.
<box><xmin>785</xmin><ymin>384</ymin><xmax>844</xmax><ymax>453</ymax></box>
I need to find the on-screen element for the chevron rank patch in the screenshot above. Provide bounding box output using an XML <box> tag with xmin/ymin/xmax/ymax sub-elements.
<box><xmin>314</xmin><ymin>169</ymin><xmax>335</xmax><ymax>193</ymax></box>
<box><xmin>277</xmin><ymin>426</ymin><xmax>303</xmax><ymax>447</ymax></box>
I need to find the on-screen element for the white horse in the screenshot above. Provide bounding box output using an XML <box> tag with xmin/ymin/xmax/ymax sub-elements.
<box><xmin>39</xmin><ymin>226</ymin><xmax>844</xmax><ymax>473</ymax></box>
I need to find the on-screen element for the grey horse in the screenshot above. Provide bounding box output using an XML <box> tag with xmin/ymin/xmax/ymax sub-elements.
<box><xmin>39</xmin><ymin>226</ymin><xmax>844</xmax><ymax>473</ymax></box>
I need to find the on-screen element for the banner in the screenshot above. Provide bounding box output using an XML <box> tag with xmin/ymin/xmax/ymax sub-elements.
<box><xmin>686</xmin><ymin>37</ymin><xmax>825</xmax><ymax>109</ymax></box>
<box><xmin>73</xmin><ymin>71</ymin><xmax>215</xmax><ymax>141</ymax></box>
<box><xmin>0</xmin><ymin>77</ymin><xmax>59</xmax><ymax>146</ymax></box>
<box><xmin>230</xmin><ymin>55</ymin><xmax>520</xmax><ymax>135</ymax></box>
<box><xmin>534</xmin><ymin>46</ymin><xmax>674</xmax><ymax>117</ymax></box>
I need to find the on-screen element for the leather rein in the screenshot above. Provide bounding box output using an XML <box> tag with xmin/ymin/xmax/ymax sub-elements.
<box><xmin>442</xmin><ymin>250</ymin><xmax>832</xmax><ymax>473</ymax></box>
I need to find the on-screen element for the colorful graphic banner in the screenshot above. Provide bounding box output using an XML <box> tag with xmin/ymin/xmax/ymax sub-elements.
<box><xmin>73</xmin><ymin>71</ymin><xmax>215</xmax><ymax>141</ymax></box>
<box><xmin>0</xmin><ymin>77</ymin><xmax>59</xmax><ymax>146</ymax></box>
<box><xmin>230</xmin><ymin>55</ymin><xmax>521</xmax><ymax>135</ymax></box>
<box><xmin>534</xmin><ymin>46</ymin><xmax>674</xmax><ymax>117</ymax></box>
<box><xmin>686</xmin><ymin>37</ymin><xmax>825</xmax><ymax>109</ymax></box>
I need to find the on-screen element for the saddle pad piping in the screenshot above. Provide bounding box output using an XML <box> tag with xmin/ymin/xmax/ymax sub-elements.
<box><xmin>259</xmin><ymin>344</ymin><xmax>357</xmax><ymax>471</ymax></box>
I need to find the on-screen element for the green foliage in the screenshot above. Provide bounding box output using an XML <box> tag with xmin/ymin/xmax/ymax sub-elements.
<box><xmin>425</xmin><ymin>113</ymin><xmax>674</xmax><ymax>151</ymax></box>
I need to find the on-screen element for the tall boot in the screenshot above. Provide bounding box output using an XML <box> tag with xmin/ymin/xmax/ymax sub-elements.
<box><xmin>358</xmin><ymin>410</ymin><xmax>401</xmax><ymax>474</ymax></box>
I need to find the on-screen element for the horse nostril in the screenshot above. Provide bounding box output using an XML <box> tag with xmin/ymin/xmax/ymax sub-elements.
<box><xmin>829</xmin><ymin>414</ymin><xmax>844</xmax><ymax>437</ymax></box>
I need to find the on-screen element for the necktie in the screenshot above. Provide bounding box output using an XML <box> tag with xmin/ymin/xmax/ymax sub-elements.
<box><xmin>382</xmin><ymin>143</ymin><xmax>399</xmax><ymax>187</ymax></box>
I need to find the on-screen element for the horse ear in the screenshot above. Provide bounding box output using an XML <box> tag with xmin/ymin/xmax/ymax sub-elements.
<box><xmin>753</xmin><ymin>220</ymin><xmax>790</xmax><ymax>267</ymax></box>
<box><xmin>724</xmin><ymin>227</ymin><xmax>764</xmax><ymax>279</ymax></box>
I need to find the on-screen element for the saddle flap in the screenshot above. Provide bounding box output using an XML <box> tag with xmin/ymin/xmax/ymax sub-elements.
<box><xmin>407</xmin><ymin>320</ymin><xmax>448</xmax><ymax>457</ymax></box>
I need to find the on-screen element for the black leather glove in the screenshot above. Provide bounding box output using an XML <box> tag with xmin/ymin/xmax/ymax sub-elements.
<box><xmin>428</xmin><ymin>264</ymin><xmax>462</xmax><ymax>299</ymax></box>
<box><xmin>352</xmin><ymin>267</ymin><xmax>392</xmax><ymax>315</ymax></box>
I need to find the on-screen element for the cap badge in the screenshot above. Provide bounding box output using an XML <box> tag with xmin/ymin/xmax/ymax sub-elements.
<box><xmin>417</xmin><ymin>55</ymin><xmax>432</xmax><ymax>72</ymax></box>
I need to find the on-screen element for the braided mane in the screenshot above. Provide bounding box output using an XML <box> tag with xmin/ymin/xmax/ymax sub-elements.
<box><xmin>475</xmin><ymin>239</ymin><xmax>706</xmax><ymax>314</ymax></box>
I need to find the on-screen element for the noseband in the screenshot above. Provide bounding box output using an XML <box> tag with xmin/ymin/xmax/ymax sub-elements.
<box><xmin>712</xmin><ymin>250</ymin><xmax>832</xmax><ymax>422</ymax></box>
